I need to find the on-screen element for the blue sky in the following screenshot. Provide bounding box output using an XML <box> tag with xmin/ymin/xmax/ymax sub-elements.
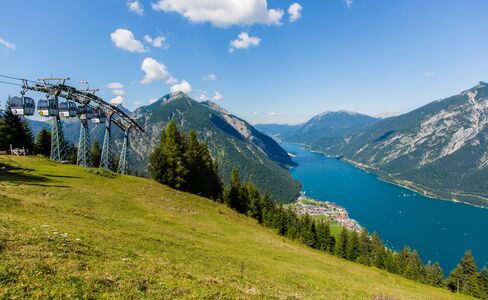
<box><xmin>1</xmin><ymin>0</ymin><xmax>487</xmax><ymax>124</ymax></box>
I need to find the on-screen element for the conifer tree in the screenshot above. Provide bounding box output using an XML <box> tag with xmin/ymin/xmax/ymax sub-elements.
<box><xmin>447</xmin><ymin>250</ymin><xmax>478</xmax><ymax>293</ymax></box>
<box><xmin>299</xmin><ymin>214</ymin><xmax>316</xmax><ymax>248</ymax></box>
<box><xmin>35</xmin><ymin>127</ymin><xmax>51</xmax><ymax>157</ymax></box>
<box><xmin>315</xmin><ymin>221</ymin><xmax>330</xmax><ymax>252</ymax></box>
<box><xmin>246</xmin><ymin>183</ymin><xmax>262</xmax><ymax>221</ymax></box>
<box><xmin>91</xmin><ymin>138</ymin><xmax>101</xmax><ymax>167</ymax></box>
<box><xmin>336</xmin><ymin>228</ymin><xmax>349</xmax><ymax>259</ymax></box>
<box><xmin>425</xmin><ymin>261</ymin><xmax>444</xmax><ymax>287</ymax></box>
<box><xmin>346</xmin><ymin>230</ymin><xmax>360</xmax><ymax>262</ymax></box>
<box><xmin>357</xmin><ymin>228</ymin><xmax>372</xmax><ymax>265</ymax></box>
<box><xmin>478</xmin><ymin>266</ymin><xmax>488</xmax><ymax>299</ymax></box>
<box><xmin>227</xmin><ymin>167</ymin><xmax>243</xmax><ymax>212</ymax></box>
<box><xmin>0</xmin><ymin>103</ymin><xmax>34</xmax><ymax>152</ymax></box>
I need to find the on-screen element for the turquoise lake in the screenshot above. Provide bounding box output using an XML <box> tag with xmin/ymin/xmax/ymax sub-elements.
<box><xmin>282</xmin><ymin>143</ymin><xmax>488</xmax><ymax>274</ymax></box>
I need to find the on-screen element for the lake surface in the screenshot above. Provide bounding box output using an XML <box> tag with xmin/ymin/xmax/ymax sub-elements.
<box><xmin>282</xmin><ymin>143</ymin><xmax>488</xmax><ymax>274</ymax></box>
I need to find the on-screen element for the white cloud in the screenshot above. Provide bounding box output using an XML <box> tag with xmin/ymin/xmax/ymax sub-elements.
<box><xmin>0</xmin><ymin>37</ymin><xmax>15</xmax><ymax>50</ymax></box>
<box><xmin>111</xmin><ymin>29</ymin><xmax>147</xmax><ymax>53</ymax></box>
<box><xmin>140</xmin><ymin>57</ymin><xmax>176</xmax><ymax>84</ymax></box>
<box><xmin>106</xmin><ymin>82</ymin><xmax>124</xmax><ymax>89</ymax></box>
<box><xmin>170</xmin><ymin>80</ymin><xmax>192</xmax><ymax>93</ymax></box>
<box><xmin>134</xmin><ymin>101</ymin><xmax>141</xmax><ymax>106</ymax></box>
<box><xmin>149</xmin><ymin>98</ymin><xmax>158</xmax><ymax>104</ymax></box>
<box><xmin>269</xmin><ymin>112</ymin><xmax>278</xmax><ymax>116</ymax></box>
<box><xmin>143</xmin><ymin>35</ymin><xmax>168</xmax><ymax>48</ymax></box>
<box><xmin>110</xmin><ymin>96</ymin><xmax>124</xmax><ymax>105</ymax></box>
<box><xmin>113</xmin><ymin>89</ymin><xmax>125</xmax><ymax>96</ymax></box>
<box><xmin>128</xmin><ymin>0</ymin><xmax>144</xmax><ymax>15</ymax></box>
<box><xmin>203</xmin><ymin>74</ymin><xmax>217</xmax><ymax>81</ymax></box>
<box><xmin>345</xmin><ymin>0</ymin><xmax>353</xmax><ymax>7</ymax></box>
<box><xmin>288</xmin><ymin>3</ymin><xmax>302</xmax><ymax>22</ymax></box>
<box><xmin>229</xmin><ymin>32</ymin><xmax>261</xmax><ymax>53</ymax></box>
<box><xmin>151</xmin><ymin>0</ymin><xmax>284</xmax><ymax>27</ymax></box>
<box><xmin>212</xmin><ymin>91</ymin><xmax>223</xmax><ymax>101</ymax></box>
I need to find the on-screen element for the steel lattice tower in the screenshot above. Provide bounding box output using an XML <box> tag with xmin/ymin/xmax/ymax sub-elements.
<box><xmin>50</xmin><ymin>96</ymin><xmax>66</xmax><ymax>162</ymax></box>
<box><xmin>100</xmin><ymin>113</ymin><xmax>112</xmax><ymax>170</ymax></box>
<box><xmin>117</xmin><ymin>128</ymin><xmax>130</xmax><ymax>175</ymax></box>
<box><xmin>77</xmin><ymin>119</ymin><xmax>91</xmax><ymax>167</ymax></box>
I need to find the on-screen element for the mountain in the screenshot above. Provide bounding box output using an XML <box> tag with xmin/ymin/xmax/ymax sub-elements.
<box><xmin>130</xmin><ymin>92</ymin><xmax>300</xmax><ymax>202</ymax></box>
<box><xmin>0</xmin><ymin>156</ymin><xmax>467</xmax><ymax>299</ymax></box>
<box><xmin>256</xmin><ymin>111</ymin><xmax>379</xmax><ymax>145</ymax></box>
<box><xmin>315</xmin><ymin>82</ymin><xmax>488</xmax><ymax>207</ymax></box>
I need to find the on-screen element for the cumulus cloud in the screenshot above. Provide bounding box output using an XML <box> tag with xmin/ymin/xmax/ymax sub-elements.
<box><xmin>212</xmin><ymin>91</ymin><xmax>223</xmax><ymax>101</ymax></box>
<box><xmin>170</xmin><ymin>80</ymin><xmax>192</xmax><ymax>93</ymax></box>
<box><xmin>0</xmin><ymin>37</ymin><xmax>15</xmax><ymax>50</ymax></box>
<box><xmin>203</xmin><ymin>74</ymin><xmax>217</xmax><ymax>81</ymax></box>
<box><xmin>111</xmin><ymin>29</ymin><xmax>147</xmax><ymax>53</ymax></box>
<box><xmin>128</xmin><ymin>0</ymin><xmax>144</xmax><ymax>15</ymax></box>
<box><xmin>106</xmin><ymin>82</ymin><xmax>124</xmax><ymax>89</ymax></box>
<box><xmin>345</xmin><ymin>0</ymin><xmax>353</xmax><ymax>7</ymax></box>
<box><xmin>229</xmin><ymin>32</ymin><xmax>261</xmax><ymax>53</ymax></box>
<box><xmin>288</xmin><ymin>3</ymin><xmax>302</xmax><ymax>22</ymax></box>
<box><xmin>197</xmin><ymin>91</ymin><xmax>209</xmax><ymax>101</ymax></box>
<box><xmin>143</xmin><ymin>35</ymin><xmax>168</xmax><ymax>48</ymax></box>
<box><xmin>140</xmin><ymin>57</ymin><xmax>176</xmax><ymax>84</ymax></box>
<box><xmin>151</xmin><ymin>0</ymin><xmax>284</xmax><ymax>27</ymax></box>
<box><xmin>110</xmin><ymin>96</ymin><xmax>124</xmax><ymax>105</ymax></box>
<box><xmin>113</xmin><ymin>89</ymin><xmax>125</xmax><ymax>96</ymax></box>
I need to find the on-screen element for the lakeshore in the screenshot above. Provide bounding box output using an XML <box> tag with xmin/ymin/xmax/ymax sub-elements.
<box><xmin>292</xmin><ymin>195</ymin><xmax>362</xmax><ymax>233</ymax></box>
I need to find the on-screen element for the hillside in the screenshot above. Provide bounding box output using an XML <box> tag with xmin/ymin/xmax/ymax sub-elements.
<box><xmin>256</xmin><ymin>111</ymin><xmax>379</xmax><ymax>145</ymax></box>
<box><xmin>0</xmin><ymin>156</ymin><xmax>470</xmax><ymax>299</ymax></box>
<box><xmin>130</xmin><ymin>92</ymin><xmax>300</xmax><ymax>202</ymax></box>
<box><xmin>312</xmin><ymin>82</ymin><xmax>488</xmax><ymax>207</ymax></box>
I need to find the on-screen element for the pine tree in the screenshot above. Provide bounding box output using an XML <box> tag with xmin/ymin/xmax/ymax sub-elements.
<box><xmin>478</xmin><ymin>266</ymin><xmax>488</xmax><ymax>299</ymax></box>
<box><xmin>447</xmin><ymin>250</ymin><xmax>478</xmax><ymax>293</ymax></box>
<box><xmin>425</xmin><ymin>261</ymin><xmax>444</xmax><ymax>287</ymax></box>
<box><xmin>357</xmin><ymin>229</ymin><xmax>372</xmax><ymax>265</ymax></box>
<box><xmin>315</xmin><ymin>221</ymin><xmax>331</xmax><ymax>252</ymax></box>
<box><xmin>346</xmin><ymin>230</ymin><xmax>360</xmax><ymax>262</ymax></box>
<box><xmin>0</xmin><ymin>102</ymin><xmax>34</xmax><ymax>152</ymax></box>
<box><xmin>299</xmin><ymin>214</ymin><xmax>316</xmax><ymax>248</ymax></box>
<box><xmin>336</xmin><ymin>228</ymin><xmax>349</xmax><ymax>259</ymax></box>
<box><xmin>149</xmin><ymin>121</ymin><xmax>189</xmax><ymax>190</ymax></box>
<box><xmin>227</xmin><ymin>167</ymin><xmax>243</xmax><ymax>212</ymax></box>
<box><xmin>370</xmin><ymin>231</ymin><xmax>387</xmax><ymax>269</ymax></box>
<box><xmin>91</xmin><ymin>138</ymin><xmax>101</xmax><ymax>167</ymax></box>
<box><xmin>246</xmin><ymin>183</ymin><xmax>262</xmax><ymax>221</ymax></box>
<box><xmin>35</xmin><ymin>127</ymin><xmax>51</xmax><ymax>157</ymax></box>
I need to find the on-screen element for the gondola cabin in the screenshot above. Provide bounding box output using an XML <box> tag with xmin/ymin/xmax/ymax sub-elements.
<box><xmin>37</xmin><ymin>99</ymin><xmax>58</xmax><ymax>117</ymax></box>
<box><xmin>59</xmin><ymin>101</ymin><xmax>77</xmax><ymax>118</ymax></box>
<box><xmin>77</xmin><ymin>106</ymin><xmax>95</xmax><ymax>120</ymax></box>
<box><xmin>92</xmin><ymin>111</ymin><xmax>107</xmax><ymax>124</ymax></box>
<box><xmin>9</xmin><ymin>96</ymin><xmax>35</xmax><ymax>116</ymax></box>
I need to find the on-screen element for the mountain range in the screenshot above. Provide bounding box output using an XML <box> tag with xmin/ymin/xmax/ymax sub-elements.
<box><xmin>257</xmin><ymin>82</ymin><xmax>488</xmax><ymax>207</ymax></box>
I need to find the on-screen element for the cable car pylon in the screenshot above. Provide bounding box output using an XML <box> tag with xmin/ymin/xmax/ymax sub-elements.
<box><xmin>77</xmin><ymin>118</ymin><xmax>91</xmax><ymax>167</ymax></box>
<box><xmin>100</xmin><ymin>111</ymin><xmax>114</xmax><ymax>170</ymax></box>
<box><xmin>50</xmin><ymin>95</ymin><xmax>67</xmax><ymax>162</ymax></box>
<box><xmin>117</xmin><ymin>125</ymin><xmax>132</xmax><ymax>175</ymax></box>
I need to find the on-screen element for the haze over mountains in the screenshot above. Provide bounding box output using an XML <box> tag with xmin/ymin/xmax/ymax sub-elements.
<box><xmin>257</xmin><ymin>82</ymin><xmax>488</xmax><ymax>207</ymax></box>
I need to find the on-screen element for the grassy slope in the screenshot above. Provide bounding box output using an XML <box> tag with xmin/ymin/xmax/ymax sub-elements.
<box><xmin>0</xmin><ymin>156</ymin><xmax>470</xmax><ymax>299</ymax></box>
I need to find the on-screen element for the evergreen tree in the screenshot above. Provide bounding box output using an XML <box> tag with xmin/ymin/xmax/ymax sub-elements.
<box><xmin>246</xmin><ymin>183</ymin><xmax>262</xmax><ymax>222</ymax></box>
<box><xmin>478</xmin><ymin>266</ymin><xmax>488</xmax><ymax>299</ymax></box>
<box><xmin>149</xmin><ymin>121</ymin><xmax>189</xmax><ymax>190</ymax></box>
<box><xmin>346</xmin><ymin>230</ymin><xmax>360</xmax><ymax>262</ymax></box>
<box><xmin>0</xmin><ymin>102</ymin><xmax>34</xmax><ymax>152</ymax></box>
<box><xmin>298</xmin><ymin>214</ymin><xmax>316</xmax><ymax>248</ymax></box>
<box><xmin>370</xmin><ymin>231</ymin><xmax>386</xmax><ymax>269</ymax></box>
<box><xmin>425</xmin><ymin>261</ymin><xmax>444</xmax><ymax>287</ymax></box>
<box><xmin>35</xmin><ymin>127</ymin><xmax>51</xmax><ymax>157</ymax></box>
<box><xmin>336</xmin><ymin>228</ymin><xmax>349</xmax><ymax>259</ymax></box>
<box><xmin>91</xmin><ymin>138</ymin><xmax>101</xmax><ymax>167</ymax></box>
<box><xmin>315</xmin><ymin>221</ymin><xmax>331</xmax><ymax>252</ymax></box>
<box><xmin>357</xmin><ymin>229</ymin><xmax>372</xmax><ymax>265</ymax></box>
<box><xmin>447</xmin><ymin>250</ymin><xmax>478</xmax><ymax>293</ymax></box>
<box><xmin>227</xmin><ymin>167</ymin><xmax>243</xmax><ymax>212</ymax></box>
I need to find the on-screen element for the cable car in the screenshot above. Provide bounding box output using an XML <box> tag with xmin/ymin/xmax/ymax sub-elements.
<box><xmin>91</xmin><ymin>111</ymin><xmax>107</xmax><ymax>124</ymax></box>
<box><xmin>9</xmin><ymin>96</ymin><xmax>35</xmax><ymax>116</ymax></box>
<box><xmin>59</xmin><ymin>101</ymin><xmax>77</xmax><ymax>118</ymax></box>
<box><xmin>77</xmin><ymin>106</ymin><xmax>95</xmax><ymax>120</ymax></box>
<box><xmin>37</xmin><ymin>98</ymin><xmax>58</xmax><ymax>117</ymax></box>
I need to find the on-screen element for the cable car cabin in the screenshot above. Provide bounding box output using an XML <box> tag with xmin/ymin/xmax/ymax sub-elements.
<box><xmin>37</xmin><ymin>99</ymin><xmax>58</xmax><ymax>117</ymax></box>
<box><xmin>77</xmin><ymin>106</ymin><xmax>95</xmax><ymax>120</ymax></box>
<box><xmin>59</xmin><ymin>101</ymin><xmax>77</xmax><ymax>118</ymax></box>
<box><xmin>91</xmin><ymin>111</ymin><xmax>107</xmax><ymax>124</ymax></box>
<box><xmin>9</xmin><ymin>96</ymin><xmax>35</xmax><ymax>116</ymax></box>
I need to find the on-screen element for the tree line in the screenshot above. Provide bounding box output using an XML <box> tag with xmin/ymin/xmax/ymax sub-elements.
<box><xmin>149</xmin><ymin>121</ymin><xmax>488</xmax><ymax>299</ymax></box>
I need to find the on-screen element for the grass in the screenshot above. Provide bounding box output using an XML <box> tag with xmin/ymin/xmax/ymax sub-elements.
<box><xmin>0</xmin><ymin>156</ymin><xmax>471</xmax><ymax>299</ymax></box>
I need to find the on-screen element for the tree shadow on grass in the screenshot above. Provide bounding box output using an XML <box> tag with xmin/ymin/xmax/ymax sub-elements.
<box><xmin>0</xmin><ymin>162</ymin><xmax>68</xmax><ymax>187</ymax></box>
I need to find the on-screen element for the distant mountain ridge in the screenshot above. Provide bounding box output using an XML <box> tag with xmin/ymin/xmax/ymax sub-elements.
<box><xmin>130</xmin><ymin>92</ymin><xmax>301</xmax><ymax>202</ymax></box>
<box><xmin>256</xmin><ymin>110</ymin><xmax>379</xmax><ymax>145</ymax></box>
